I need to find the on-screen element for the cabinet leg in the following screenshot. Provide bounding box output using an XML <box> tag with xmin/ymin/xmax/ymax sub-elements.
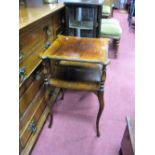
<box><xmin>96</xmin><ymin>91</ymin><xmax>105</xmax><ymax>137</ymax></box>
<box><xmin>47</xmin><ymin>88</ymin><xmax>59</xmax><ymax>128</ymax></box>
<box><xmin>48</xmin><ymin>98</ymin><xmax>54</xmax><ymax>128</ymax></box>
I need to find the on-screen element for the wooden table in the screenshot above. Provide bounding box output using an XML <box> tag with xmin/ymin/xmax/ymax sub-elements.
<box><xmin>41</xmin><ymin>35</ymin><xmax>110</xmax><ymax>136</ymax></box>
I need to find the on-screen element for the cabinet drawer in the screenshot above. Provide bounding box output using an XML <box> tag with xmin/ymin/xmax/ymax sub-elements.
<box><xmin>19</xmin><ymin>75</ymin><xmax>33</xmax><ymax>98</ymax></box>
<box><xmin>19</xmin><ymin>66</ymin><xmax>44</xmax><ymax>117</ymax></box>
<box><xmin>20</xmin><ymin>85</ymin><xmax>45</xmax><ymax>130</ymax></box>
<box><xmin>19</xmin><ymin>15</ymin><xmax>54</xmax><ymax>84</ymax></box>
<box><xmin>20</xmin><ymin>86</ymin><xmax>47</xmax><ymax>148</ymax></box>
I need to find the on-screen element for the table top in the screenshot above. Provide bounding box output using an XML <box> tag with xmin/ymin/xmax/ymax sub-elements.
<box><xmin>41</xmin><ymin>35</ymin><xmax>109</xmax><ymax>64</ymax></box>
<box><xmin>64</xmin><ymin>0</ymin><xmax>104</xmax><ymax>6</ymax></box>
<box><xmin>19</xmin><ymin>3</ymin><xmax>64</xmax><ymax>30</ymax></box>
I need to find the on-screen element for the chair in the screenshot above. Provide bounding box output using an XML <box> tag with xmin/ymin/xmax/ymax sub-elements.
<box><xmin>128</xmin><ymin>0</ymin><xmax>135</xmax><ymax>27</ymax></box>
<box><xmin>102</xmin><ymin>0</ymin><xmax>114</xmax><ymax>18</ymax></box>
<box><xmin>41</xmin><ymin>35</ymin><xmax>110</xmax><ymax>137</ymax></box>
<box><xmin>101</xmin><ymin>19</ymin><xmax>122</xmax><ymax>58</ymax></box>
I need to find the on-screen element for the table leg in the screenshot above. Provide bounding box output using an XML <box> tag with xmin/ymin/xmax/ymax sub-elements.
<box><xmin>60</xmin><ymin>88</ymin><xmax>65</xmax><ymax>100</ymax></box>
<box><xmin>96</xmin><ymin>66</ymin><xmax>106</xmax><ymax>137</ymax></box>
<box><xmin>48</xmin><ymin>112</ymin><xmax>53</xmax><ymax>128</ymax></box>
<box><xmin>48</xmin><ymin>97</ymin><xmax>54</xmax><ymax>128</ymax></box>
<box><xmin>96</xmin><ymin>91</ymin><xmax>104</xmax><ymax>137</ymax></box>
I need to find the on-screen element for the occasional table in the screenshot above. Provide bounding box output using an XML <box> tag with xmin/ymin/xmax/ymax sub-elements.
<box><xmin>41</xmin><ymin>35</ymin><xmax>109</xmax><ymax>137</ymax></box>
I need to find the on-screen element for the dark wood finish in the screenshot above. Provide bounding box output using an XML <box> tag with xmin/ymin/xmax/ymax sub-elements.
<box><xmin>64</xmin><ymin>0</ymin><xmax>103</xmax><ymax>37</ymax></box>
<box><xmin>19</xmin><ymin>67</ymin><xmax>44</xmax><ymax>117</ymax></box>
<box><xmin>113</xmin><ymin>38</ymin><xmax>120</xmax><ymax>58</ymax></box>
<box><xmin>96</xmin><ymin>91</ymin><xmax>104</xmax><ymax>137</ymax></box>
<box><xmin>41</xmin><ymin>35</ymin><xmax>109</xmax><ymax>64</ymax></box>
<box><xmin>19</xmin><ymin>7</ymin><xmax>65</xmax><ymax>154</ymax></box>
<box><xmin>97</xmin><ymin>5</ymin><xmax>102</xmax><ymax>37</ymax></box>
<box><xmin>53</xmin><ymin>9</ymin><xmax>65</xmax><ymax>39</ymax></box>
<box><xmin>93</xmin><ymin>7</ymin><xmax>98</xmax><ymax>37</ymax></box>
<box><xmin>21</xmin><ymin>106</ymin><xmax>49</xmax><ymax>155</ymax></box>
<box><xmin>48</xmin><ymin>88</ymin><xmax>60</xmax><ymax>128</ymax></box>
<box><xmin>19</xmin><ymin>8</ymin><xmax>65</xmax><ymax>86</ymax></box>
<box><xmin>119</xmin><ymin>117</ymin><xmax>135</xmax><ymax>155</ymax></box>
<box><xmin>64</xmin><ymin>0</ymin><xmax>104</xmax><ymax>6</ymax></box>
<box><xmin>65</xmin><ymin>6</ymin><xmax>70</xmax><ymax>36</ymax></box>
<box><xmin>19</xmin><ymin>16</ymin><xmax>52</xmax><ymax>85</ymax></box>
<box><xmin>20</xmin><ymin>85</ymin><xmax>46</xmax><ymax>147</ymax></box>
<box><xmin>41</xmin><ymin>35</ymin><xmax>109</xmax><ymax>137</ymax></box>
<box><xmin>20</xmin><ymin>85</ymin><xmax>45</xmax><ymax>130</ymax></box>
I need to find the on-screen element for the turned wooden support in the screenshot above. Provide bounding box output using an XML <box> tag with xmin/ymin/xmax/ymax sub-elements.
<box><xmin>43</xmin><ymin>59</ymin><xmax>52</xmax><ymax>128</ymax></box>
<box><xmin>113</xmin><ymin>38</ymin><xmax>120</xmax><ymax>58</ymax></box>
<box><xmin>96</xmin><ymin>66</ymin><xmax>106</xmax><ymax>137</ymax></box>
<box><xmin>43</xmin><ymin>59</ymin><xmax>51</xmax><ymax>104</ymax></box>
<box><xmin>43</xmin><ymin>60</ymin><xmax>61</xmax><ymax>128</ymax></box>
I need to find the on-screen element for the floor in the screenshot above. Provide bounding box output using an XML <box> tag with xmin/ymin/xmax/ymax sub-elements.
<box><xmin>32</xmin><ymin>10</ymin><xmax>135</xmax><ymax>155</ymax></box>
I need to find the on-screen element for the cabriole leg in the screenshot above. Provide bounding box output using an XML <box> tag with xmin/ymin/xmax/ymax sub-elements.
<box><xmin>96</xmin><ymin>91</ymin><xmax>105</xmax><ymax>137</ymax></box>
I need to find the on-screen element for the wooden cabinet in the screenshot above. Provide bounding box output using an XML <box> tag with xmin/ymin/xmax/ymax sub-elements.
<box><xmin>19</xmin><ymin>15</ymin><xmax>54</xmax><ymax>85</ymax></box>
<box><xmin>19</xmin><ymin>6</ymin><xmax>64</xmax><ymax>155</ymax></box>
<box><xmin>19</xmin><ymin>64</ymin><xmax>49</xmax><ymax>154</ymax></box>
<box><xmin>64</xmin><ymin>0</ymin><xmax>103</xmax><ymax>37</ymax></box>
<box><xmin>53</xmin><ymin>9</ymin><xmax>65</xmax><ymax>39</ymax></box>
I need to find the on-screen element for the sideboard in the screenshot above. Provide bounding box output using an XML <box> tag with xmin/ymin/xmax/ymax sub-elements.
<box><xmin>19</xmin><ymin>2</ymin><xmax>65</xmax><ymax>154</ymax></box>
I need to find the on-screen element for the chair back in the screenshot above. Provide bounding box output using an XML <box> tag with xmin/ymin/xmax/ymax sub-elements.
<box><xmin>104</xmin><ymin>0</ymin><xmax>113</xmax><ymax>6</ymax></box>
<box><xmin>103</xmin><ymin>0</ymin><xmax>113</xmax><ymax>16</ymax></box>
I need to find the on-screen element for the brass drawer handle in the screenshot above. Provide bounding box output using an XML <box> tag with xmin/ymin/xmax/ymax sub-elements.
<box><xmin>19</xmin><ymin>44</ymin><xmax>24</xmax><ymax>61</ymax></box>
<box><xmin>44</xmin><ymin>41</ymin><xmax>51</xmax><ymax>49</ymax></box>
<box><xmin>28</xmin><ymin>120</ymin><xmax>37</xmax><ymax>134</ymax></box>
<box><xmin>47</xmin><ymin>29</ymin><xmax>51</xmax><ymax>36</ymax></box>
<box><xmin>43</xmin><ymin>25</ymin><xmax>51</xmax><ymax>37</ymax></box>
<box><xmin>35</xmin><ymin>71</ymin><xmax>41</xmax><ymax>81</ymax></box>
<box><xmin>43</xmin><ymin>25</ymin><xmax>52</xmax><ymax>49</ymax></box>
<box><xmin>19</xmin><ymin>52</ymin><xmax>24</xmax><ymax>61</ymax></box>
<box><xmin>19</xmin><ymin>67</ymin><xmax>27</xmax><ymax>82</ymax></box>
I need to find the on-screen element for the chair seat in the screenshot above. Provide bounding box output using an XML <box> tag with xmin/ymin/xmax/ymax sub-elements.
<box><xmin>102</xmin><ymin>13</ymin><xmax>110</xmax><ymax>17</ymax></box>
<box><xmin>49</xmin><ymin>78</ymin><xmax>100</xmax><ymax>91</ymax></box>
<box><xmin>102</xmin><ymin>5</ymin><xmax>111</xmax><ymax>16</ymax></box>
<box><xmin>101</xmin><ymin>19</ymin><xmax>122</xmax><ymax>39</ymax></box>
<box><xmin>101</xmin><ymin>19</ymin><xmax>119</xmax><ymax>25</ymax></box>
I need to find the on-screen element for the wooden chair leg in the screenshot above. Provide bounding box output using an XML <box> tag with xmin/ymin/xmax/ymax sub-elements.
<box><xmin>96</xmin><ymin>91</ymin><xmax>105</xmax><ymax>137</ymax></box>
<box><xmin>111</xmin><ymin>8</ymin><xmax>114</xmax><ymax>17</ymax></box>
<box><xmin>113</xmin><ymin>38</ymin><xmax>120</xmax><ymax>58</ymax></box>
